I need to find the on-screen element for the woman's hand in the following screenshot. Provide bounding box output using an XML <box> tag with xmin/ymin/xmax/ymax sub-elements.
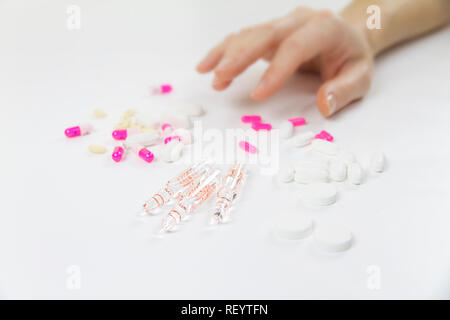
<box><xmin>196</xmin><ymin>7</ymin><xmax>374</xmax><ymax>117</ymax></box>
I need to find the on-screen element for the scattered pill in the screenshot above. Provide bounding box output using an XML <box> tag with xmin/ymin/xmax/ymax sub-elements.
<box><xmin>150</xmin><ymin>84</ymin><xmax>172</xmax><ymax>95</ymax></box>
<box><xmin>88</xmin><ymin>144</ymin><xmax>107</xmax><ymax>154</ymax></box>
<box><xmin>295</xmin><ymin>167</ymin><xmax>328</xmax><ymax>184</ymax></box>
<box><xmin>64</xmin><ymin>123</ymin><xmax>93</xmax><ymax>138</ymax></box>
<box><xmin>313</xmin><ymin>224</ymin><xmax>353</xmax><ymax>252</ymax></box>
<box><xmin>370</xmin><ymin>152</ymin><xmax>385</xmax><ymax>173</ymax></box>
<box><xmin>279</xmin><ymin>118</ymin><xmax>306</xmax><ymax>139</ymax></box>
<box><xmin>123</xmin><ymin>109</ymin><xmax>136</xmax><ymax>118</ymax></box>
<box><xmin>241</xmin><ymin>115</ymin><xmax>261</xmax><ymax>123</ymax></box>
<box><xmin>238</xmin><ymin>141</ymin><xmax>258</xmax><ymax>154</ymax></box>
<box><xmin>278</xmin><ymin>166</ymin><xmax>295</xmax><ymax>183</ymax></box>
<box><xmin>161</xmin><ymin>140</ymin><xmax>183</xmax><ymax>162</ymax></box>
<box><xmin>93</xmin><ymin>109</ymin><xmax>107</xmax><ymax>118</ymax></box>
<box><xmin>279</xmin><ymin>121</ymin><xmax>294</xmax><ymax>139</ymax></box>
<box><xmin>137</xmin><ymin>147</ymin><xmax>154</xmax><ymax>163</ymax></box>
<box><xmin>347</xmin><ymin>162</ymin><xmax>363</xmax><ymax>185</ymax></box>
<box><xmin>164</xmin><ymin>136</ymin><xmax>181</xmax><ymax>144</ymax></box>
<box><xmin>315</xmin><ymin>130</ymin><xmax>334</xmax><ymax>142</ymax></box>
<box><xmin>290</xmin><ymin>131</ymin><xmax>315</xmax><ymax>147</ymax></box>
<box><xmin>300</xmin><ymin>182</ymin><xmax>337</xmax><ymax>206</ymax></box>
<box><xmin>288</xmin><ymin>117</ymin><xmax>306</xmax><ymax>126</ymax></box>
<box><xmin>275</xmin><ymin>214</ymin><xmax>313</xmax><ymax>240</ymax></box>
<box><xmin>329</xmin><ymin>160</ymin><xmax>347</xmax><ymax>182</ymax></box>
<box><xmin>251</xmin><ymin>122</ymin><xmax>272</xmax><ymax>131</ymax></box>
<box><xmin>112</xmin><ymin>127</ymin><xmax>140</xmax><ymax>140</ymax></box>
<box><xmin>126</xmin><ymin>132</ymin><xmax>160</xmax><ymax>146</ymax></box>
<box><xmin>112</xmin><ymin>146</ymin><xmax>125</xmax><ymax>162</ymax></box>
<box><xmin>173</xmin><ymin>128</ymin><xmax>192</xmax><ymax>145</ymax></box>
<box><xmin>311</xmin><ymin>139</ymin><xmax>339</xmax><ymax>156</ymax></box>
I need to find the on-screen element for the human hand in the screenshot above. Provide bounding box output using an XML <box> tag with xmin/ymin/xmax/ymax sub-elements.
<box><xmin>197</xmin><ymin>7</ymin><xmax>374</xmax><ymax>117</ymax></box>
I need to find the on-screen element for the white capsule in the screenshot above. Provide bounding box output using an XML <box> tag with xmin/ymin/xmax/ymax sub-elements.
<box><xmin>370</xmin><ymin>152</ymin><xmax>385</xmax><ymax>173</ymax></box>
<box><xmin>311</xmin><ymin>139</ymin><xmax>339</xmax><ymax>156</ymax></box>
<box><xmin>279</xmin><ymin>121</ymin><xmax>294</xmax><ymax>139</ymax></box>
<box><xmin>275</xmin><ymin>214</ymin><xmax>313</xmax><ymax>240</ymax></box>
<box><xmin>289</xmin><ymin>131</ymin><xmax>315</xmax><ymax>147</ymax></box>
<box><xmin>347</xmin><ymin>162</ymin><xmax>363</xmax><ymax>185</ymax></box>
<box><xmin>300</xmin><ymin>182</ymin><xmax>337</xmax><ymax>206</ymax></box>
<box><xmin>329</xmin><ymin>160</ymin><xmax>347</xmax><ymax>182</ymax></box>
<box><xmin>313</xmin><ymin>223</ymin><xmax>353</xmax><ymax>252</ymax></box>
<box><xmin>278</xmin><ymin>165</ymin><xmax>295</xmax><ymax>183</ymax></box>
<box><xmin>126</xmin><ymin>132</ymin><xmax>160</xmax><ymax>146</ymax></box>
<box><xmin>295</xmin><ymin>167</ymin><xmax>328</xmax><ymax>184</ymax></box>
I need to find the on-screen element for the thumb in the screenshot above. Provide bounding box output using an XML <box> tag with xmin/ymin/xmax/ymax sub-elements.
<box><xmin>316</xmin><ymin>59</ymin><xmax>372</xmax><ymax>117</ymax></box>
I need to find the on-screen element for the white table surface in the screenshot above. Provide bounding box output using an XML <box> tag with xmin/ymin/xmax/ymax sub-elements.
<box><xmin>1</xmin><ymin>0</ymin><xmax>449</xmax><ymax>299</ymax></box>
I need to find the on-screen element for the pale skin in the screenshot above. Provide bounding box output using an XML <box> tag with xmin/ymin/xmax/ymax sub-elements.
<box><xmin>197</xmin><ymin>0</ymin><xmax>450</xmax><ymax>117</ymax></box>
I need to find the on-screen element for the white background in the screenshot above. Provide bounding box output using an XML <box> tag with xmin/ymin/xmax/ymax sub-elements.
<box><xmin>1</xmin><ymin>0</ymin><xmax>449</xmax><ymax>299</ymax></box>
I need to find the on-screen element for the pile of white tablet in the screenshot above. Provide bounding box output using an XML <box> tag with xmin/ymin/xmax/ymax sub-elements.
<box><xmin>275</xmin><ymin>138</ymin><xmax>386</xmax><ymax>252</ymax></box>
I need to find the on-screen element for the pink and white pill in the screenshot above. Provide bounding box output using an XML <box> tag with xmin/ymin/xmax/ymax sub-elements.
<box><xmin>315</xmin><ymin>130</ymin><xmax>334</xmax><ymax>142</ymax></box>
<box><xmin>150</xmin><ymin>84</ymin><xmax>173</xmax><ymax>95</ymax></box>
<box><xmin>251</xmin><ymin>122</ymin><xmax>272</xmax><ymax>131</ymax></box>
<box><xmin>112</xmin><ymin>127</ymin><xmax>140</xmax><ymax>140</ymax></box>
<box><xmin>138</xmin><ymin>148</ymin><xmax>155</xmax><ymax>163</ymax></box>
<box><xmin>112</xmin><ymin>146</ymin><xmax>125</xmax><ymax>162</ymax></box>
<box><xmin>64</xmin><ymin>123</ymin><xmax>93</xmax><ymax>138</ymax></box>
<box><xmin>238</xmin><ymin>141</ymin><xmax>258</xmax><ymax>154</ymax></box>
<box><xmin>164</xmin><ymin>136</ymin><xmax>181</xmax><ymax>144</ymax></box>
<box><xmin>241</xmin><ymin>115</ymin><xmax>262</xmax><ymax>124</ymax></box>
<box><xmin>288</xmin><ymin>117</ymin><xmax>306</xmax><ymax>126</ymax></box>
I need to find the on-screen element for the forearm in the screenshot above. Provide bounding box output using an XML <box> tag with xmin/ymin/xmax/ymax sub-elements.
<box><xmin>341</xmin><ymin>0</ymin><xmax>450</xmax><ymax>55</ymax></box>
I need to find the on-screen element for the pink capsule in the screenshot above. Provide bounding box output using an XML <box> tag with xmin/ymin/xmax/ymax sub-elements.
<box><xmin>251</xmin><ymin>122</ymin><xmax>272</xmax><ymax>131</ymax></box>
<box><xmin>112</xmin><ymin>146</ymin><xmax>125</xmax><ymax>162</ymax></box>
<box><xmin>112</xmin><ymin>129</ymin><xmax>128</xmax><ymax>140</ymax></box>
<box><xmin>64</xmin><ymin>123</ymin><xmax>92</xmax><ymax>138</ymax></box>
<box><xmin>288</xmin><ymin>117</ymin><xmax>306</xmax><ymax>127</ymax></box>
<box><xmin>138</xmin><ymin>148</ymin><xmax>154</xmax><ymax>163</ymax></box>
<box><xmin>150</xmin><ymin>84</ymin><xmax>173</xmax><ymax>95</ymax></box>
<box><xmin>241</xmin><ymin>115</ymin><xmax>262</xmax><ymax>124</ymax></box>
<box><xmin>161</xmin><ymin>123</ymin><xmax>173</xmax><ymax>139</ymax></box>
<box><xmin>164</xmin><ymin>135</ymin><xmax>181</xmax><ymax>144</ymax></box>
<box><xmin>238</xmin><ymin>141</ymin><xmax>258</xmax><ymax>154</ymax></box>
<box><xmin>315</xmin><ymin>130</ymin><xmax>334</xmax><ymax>142</ymax></box>
<box><xmin>111</xmin><ymin>128</ymin><xmax>140</xmax><ymax>140</ymax></box>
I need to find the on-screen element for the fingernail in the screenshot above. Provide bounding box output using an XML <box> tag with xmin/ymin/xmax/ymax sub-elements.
<box><xmin>326</xmin><ymin>93</ymin><xmax>337</xmax><ymax>115</ymax></box>
<box><xmin>212</xmin><ymin>77</ymin><xmax>222</xmax><ymax>87</ymax></box>
<box><xmin>216</xmin><ymin>58</ymin><xmax>234</xmax><ymax>71</ymax></box>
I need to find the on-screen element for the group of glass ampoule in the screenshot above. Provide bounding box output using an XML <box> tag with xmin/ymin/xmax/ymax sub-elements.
<box><xmin>138</xmin><ymin>161</ymin><xmax>246</xmax><ymax>232</ymax></box>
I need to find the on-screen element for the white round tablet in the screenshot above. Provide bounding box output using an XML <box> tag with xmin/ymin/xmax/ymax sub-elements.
<box><xmin>347</xmin><ymin>162</ymin><xmax>363</xmax><ymax>185</ymax></box>
<box><xmin>275</xmin><ymin>214</ymin><xmax>313</xmax><ymax>240</ymax></box>
<box><xmin>278</xmin><ymin>166</ymin><xmax>295</xmax><ymax>183</ymax></box>
<box><xmin>279</xmin><ymin>121</ymin><xmax>294</xmax><ymax>139</ymax></box>
<box><xmin>294</xmin><ymin>167</ymin><xmax>328</xmax><ymax>184</ymax></box>
<box><xmin>313</xmin><ymin>224</ymin><xmax>353</xmax><ymax>252</ymax></box>
<box><xmin>370</xmin><ymin>152</ymin><xmax>385</xmax><ymax>173</ymax></box>
<box><xmin>329</xmin><ymin>160</ymin><xmax>347</xmax><ymax>182</ymax></box>
<box><xmin>311</xmin><ymin>139</ymin><xmax>339</xmax><ymax>156</ymax></box>
<box><xmin>300</xmin><ymin>182</ymin><xmax>337</xmax><ymax>206</ymax></box>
